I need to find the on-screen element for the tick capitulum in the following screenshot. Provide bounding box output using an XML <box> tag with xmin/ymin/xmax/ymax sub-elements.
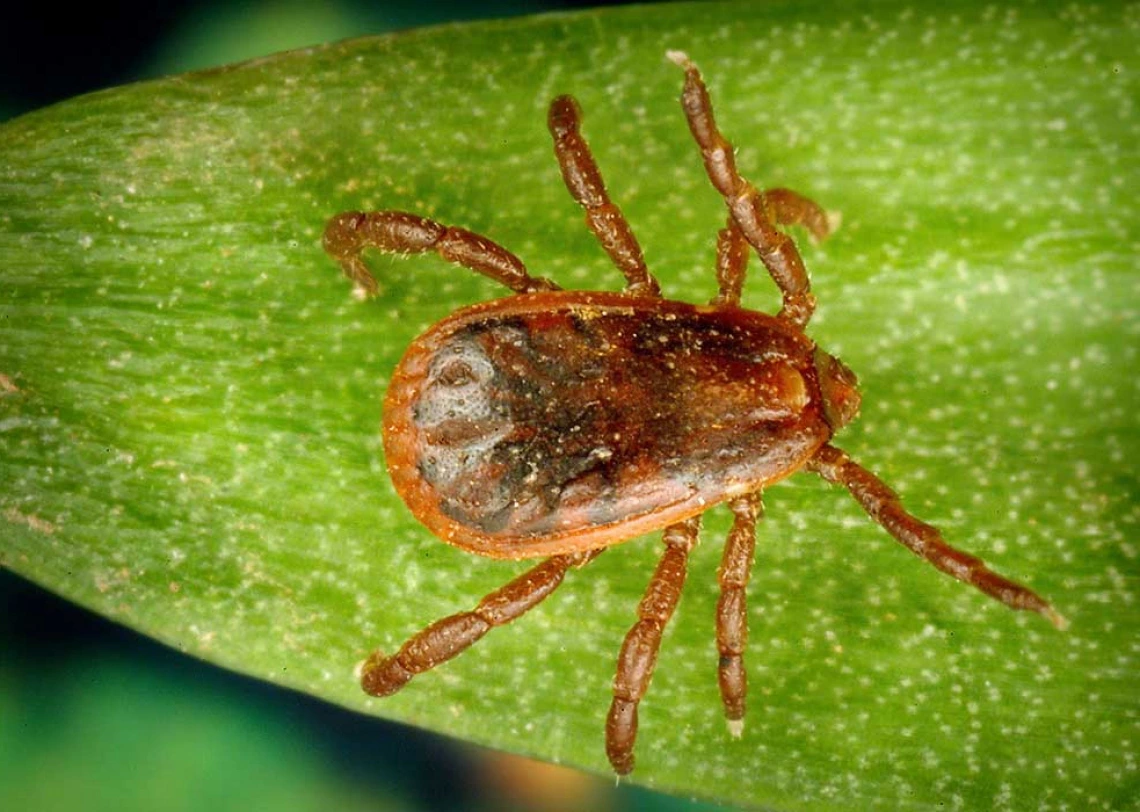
<box><xmin>323</xmin><ymin>50</ymin><xmax>1066</xmax><ymax>777</ymax></box>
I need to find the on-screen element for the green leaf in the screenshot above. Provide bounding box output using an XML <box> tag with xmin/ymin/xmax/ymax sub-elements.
<box><xmin>2</xmin><ymin>1</ymin><xmax>1136</xmax><ymax>807</ymax></box>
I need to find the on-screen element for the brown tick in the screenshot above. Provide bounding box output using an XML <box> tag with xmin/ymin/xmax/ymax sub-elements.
<box><xmin>322</xmin><ymin>51</ymin><xmax>1065</xmax><ymax>776</ymax></box>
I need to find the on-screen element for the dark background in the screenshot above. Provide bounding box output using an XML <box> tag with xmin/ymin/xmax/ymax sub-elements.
<box><xmin>1</xmin><ymin>2</ymin><xmax>721</xmax><ymax>810</ymax></box>
<box><xmin>2</xmin><ymin>1</ymin><xmax>641</xmax><ymax>117</ymax></box>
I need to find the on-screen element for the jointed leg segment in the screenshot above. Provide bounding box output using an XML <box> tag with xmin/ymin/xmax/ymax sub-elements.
<box><xmin>761</xmin><ymin>188</ymin><xmax>834</xmax><ymax>243</ymax></box>
<box><xmin>713</xmin><ymin>216</ymin><xmax>750</xmax><ymax>306</ymax></box>
<box><xmin>808</xmin><ymin>444</ymin><xmax>1067</xmax><ymax>629</ymax></box>
<box><xmin>668</xmin><ymin>50</ymin><xmax>834</xmax><ymax>326</ymax></box>
<box><xmin>607</xmin><ymin>517</ymin><xmax>699</xmax><ymax>775</ymax></box>
<box><xmin>323</xmin><ymin>210</ymin><xmax>560</xmax><ymax>296</ymax></box>
<box><xmin>713</xmin><ymin>191</ymin><xmax>834</xmax><ymax>306</ymax></box>
<box><xmin>548</xmin><ymin>96</ymin><xmax>661</xmax><ymax>297</ymax></box>
<box><xmin>716</xmin><ymin>493</ymin><xmax>761</xmax><ymax>735</ymax></box>
<box><xmin>360</xmin><ymin>549</ymin><xmax>601</xmax><ymax>697</ymax></box>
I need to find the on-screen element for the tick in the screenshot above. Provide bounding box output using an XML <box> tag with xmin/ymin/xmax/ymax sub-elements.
<box><xmin>322</xmin><ymin>51</ymin><xmax>1065</xmax><ymax>776</ymax></box>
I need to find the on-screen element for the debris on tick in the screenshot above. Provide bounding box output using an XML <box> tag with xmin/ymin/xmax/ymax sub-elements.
<box><xmin>323</xmin><ymin>50</ymin><xmax>1065</xmax><ymax>776</ymax></box>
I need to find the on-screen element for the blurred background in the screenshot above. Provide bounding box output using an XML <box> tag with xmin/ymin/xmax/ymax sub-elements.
<box><xmin>1</xmin><ymin>2</ymin><xmax>724</xmax><ymax>810</ymax></box>
<box><xmin>2</xmin><ymin>0</ymin><xmax>646</xmax><ymax>118</ymax></box>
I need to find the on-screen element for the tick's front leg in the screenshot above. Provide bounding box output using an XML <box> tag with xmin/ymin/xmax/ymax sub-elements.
<box><xmin>808</xmin><ymin>444</ymin><xmax>1067</xmax><ymax>629</ymax></box>
<box><xmin>669</xmin><ymin>50</ymin><xmax>825</xmax><ymax>327</ymax></box>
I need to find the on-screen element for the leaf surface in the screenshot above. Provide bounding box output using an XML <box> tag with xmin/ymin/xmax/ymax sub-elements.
<box><xmin>2</xmin><ymin>2</ymin><xmax>1136</xmax><ymax>808</ymax></box>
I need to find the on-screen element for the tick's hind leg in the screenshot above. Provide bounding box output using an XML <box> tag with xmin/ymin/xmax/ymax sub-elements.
<box><xmin>360</xmin><ymin>549</ymin><xmax>601</xmax><ymax>697</ymax></box>
<box><xmin>668</xmin><ymin>51</ymin><xmax>834</xmax><ymax>327</ymax></box>
<box><xmin>716</xmin><ymin>493</ymin><xmax>761</xmax><ymax>735</ymax></box>
<box><xmin>548</xmin><ymin>96</ymin><xmax>661</xmax><ymax>297</ymax></box>
<box><xmin>607</xmin><ymin>517</ymin><xmax>699</xmax><ymax>775</ymax></box>
<box><xmin>808</xmin><ymin>444</ymin><xmax>1067</xmax><ymax>629</ymax></box>
<box><xmin>323</xmin><ymin>210</ymin><xmax>560</xmax><ymax>297</ymax></box>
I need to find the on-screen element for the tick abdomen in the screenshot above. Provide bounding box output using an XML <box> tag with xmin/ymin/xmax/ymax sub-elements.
<box><xmin>384</xmin><ymin>291</ymin><xmax>831</xmax><ymax>556</ymax></box>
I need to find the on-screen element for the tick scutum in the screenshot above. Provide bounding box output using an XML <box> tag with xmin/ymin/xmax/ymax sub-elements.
<box><xmin>393</xmin><ymin>293</ymin><xmax>829</xmax><ymax>546</ymax></box>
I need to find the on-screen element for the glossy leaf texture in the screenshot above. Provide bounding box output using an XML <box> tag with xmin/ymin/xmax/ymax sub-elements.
<box><xmin>1</xmin><ymin>2</ymin><xmax>1136</xmax><ymax>808</ymax></box>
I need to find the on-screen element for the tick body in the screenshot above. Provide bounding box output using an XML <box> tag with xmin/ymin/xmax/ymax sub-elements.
<box><xmin>324</xmin><ymin>51</ymin><xmax>1064</xmax><ymax>776</ymax></box>
<box><xmin>385</xmin><ymin>290</ymin><xmax>839</xmax><ymax>559</ymax></box>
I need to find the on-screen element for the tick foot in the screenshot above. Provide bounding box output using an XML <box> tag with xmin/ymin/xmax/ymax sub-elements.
<box><xmin>1045</xmin><ymin>607</ymin><xmax>1070</xmax><ymax>631</ymax></box>
<box><xmin>358</xmin><ymin>650</ymin><xmax>412</xmax><ymax>697</ymax></box>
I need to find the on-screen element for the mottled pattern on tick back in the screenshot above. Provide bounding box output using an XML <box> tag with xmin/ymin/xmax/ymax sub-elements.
<box><xmin>403</xmin><ymin>295</ymin><xmax>828</xmax><ymax>541</ymax></box>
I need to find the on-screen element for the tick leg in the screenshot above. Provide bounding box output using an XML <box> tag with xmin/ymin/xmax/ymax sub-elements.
<box><xmin>607</xmin><ymin>516</ymin><xmax>699</xmax><ymax>775</ymax></box>
<box><xmin>360</xmin><ymin>549</ymin><xmax>601</xmax><ymax>697</ymax></box>
<box><xmin>717</xmin><ymin>493</ymin><xmax>761</xmax><ymax>736</ymax></box>
<box><xmin>761</xmin><ymin>188</ymin><xmax>835</xmax><ymax>244</ymax></box>
<box><xmin>668</xmin><ymin>50</ymin><xmax>828</xmax><ymax>327</ymax></box>
<box><xmin>713</xmin><ymin>215</ymin><xmax>749</xmax><ymax>306</ymax></box>
<box><xmin>322</xmin><ymin>210</ymin><xmax>560</xmax><ymax>297</ymax></box>
<box><xmin>713</xmin><ymin>191</ymin><xmax>834</xmax><ymax>307</ymax></box>
<box><xmin>548</xmin><ymin>96</ymin><xmax>661</xmax><ymax>297</ymax></box>
<box><xmin>808</xmin><ymin>444</ymin><xmax>1067</xmax><ymax>629</ymax></box>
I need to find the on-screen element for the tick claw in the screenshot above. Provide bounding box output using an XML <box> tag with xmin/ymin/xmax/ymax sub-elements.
<box><xmin>1046</xmin><ymin>607</ymin><xmax>1070</xmax><ymax>631</ymax></box>
<box><xmin>727</xmin><ymin>718</ymin><xmax>744</xmax><ymax>739</ymax></box>
<box><xmin>352</xmin><ymin>655</ymin><xmax>372</xmax><ymax>681</ymax></box>
<box><xmin>824</xmin><ymin>209</ymin><xmax>843</xmax><ymax>238</ymax></box>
